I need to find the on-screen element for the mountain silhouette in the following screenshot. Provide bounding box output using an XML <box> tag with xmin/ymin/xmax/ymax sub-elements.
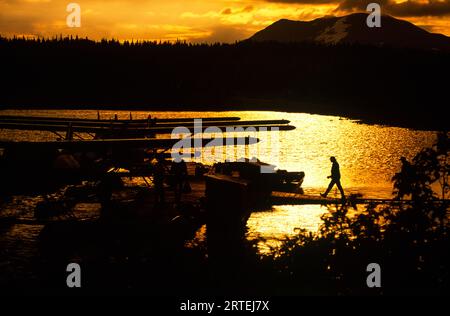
<box><xmin>249</xmin><ymin>13</ymin><xmax>450</xmax><ymax>50</ymax></box>
<box><xmin>1</xmin><ymin>30</ymin><xmax>448</xmax><ymax>129</ymax></box>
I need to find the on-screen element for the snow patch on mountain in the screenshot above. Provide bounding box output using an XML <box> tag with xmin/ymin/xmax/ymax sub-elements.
<box><xmin>316</xmin><ymin>17</ymin><xmax>350</xmax><ymax>44</ymax></box>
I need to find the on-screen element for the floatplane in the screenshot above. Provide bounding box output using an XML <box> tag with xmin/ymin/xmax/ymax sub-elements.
<box><xmin>0</xmin><ymin>114</ymin><xmax>295</xmax><ymax>195</ymax></box>
<box><xmin>0</xmin><ymin>117</ymin><xmax>295</xmax><ymax>139</ymax></box>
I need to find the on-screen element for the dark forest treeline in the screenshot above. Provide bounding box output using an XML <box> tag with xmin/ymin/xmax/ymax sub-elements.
<box><xmin>0</xmin><ymin>36</ymin><xmax>448</xmax><ymax>129</ymax></box>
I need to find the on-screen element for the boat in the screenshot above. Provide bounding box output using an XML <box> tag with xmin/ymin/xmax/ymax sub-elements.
<box><xmin>206</xmin><ymin>159</ymin><xmax>305</xmax><ymax>208</ymax></box>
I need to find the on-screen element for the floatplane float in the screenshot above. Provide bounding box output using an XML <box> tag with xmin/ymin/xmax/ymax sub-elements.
<box><xmin>0</xmin><ymin>114</ymin><xmax>241</xmax><ymax>124</ymax></box>
<box><xmin>0</xmin><ymin>115</ymin><xmax>294</xmax><ymax>139</ymax></box>
<box><xmin>0</xmin><ymin>114</ymin><xmax>298</xmax><ymax>196</ymax></box>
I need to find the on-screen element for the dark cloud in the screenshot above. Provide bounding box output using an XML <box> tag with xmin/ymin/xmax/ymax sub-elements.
<box><xmin>265</xmin><ymin>0</ymin><xmax>337</xmax><ymax>3</ymax></box>
<box><xmin>337</xmin><ymin>0</ymin><xmax>450</xmax><ymax>17</ymax></box>
<box><xmin>221</xmin><ymin>8</ymin><xmax>232</xmax><ymax>15</ymax></box>
<box><xmin>220</xmin><ymin>5</ymin><xmax>254</xmax><ymax>16</ymax></box>
<box><xmin>242</xmin><ymin>5</ymin><xmax>254</xmax><ymax>13</ymax></box>
<box><xmin>192</xmin><ymin>25</ymin><xmax>250</xmax><ymax>43</ymax></box>
<box><xmin>388</xmin><ymin>0</ymin><xmax>450</xmax><ymax>17</ymax></box>
<box><xmin>336</xmin><ymin>0</ymin><xmax>388</xmax><ymax>11</ymax></box>
<box><xmin>265</xmin><ymin>0</ymin><xmax>450</xmax><ymax>17</ymax></box>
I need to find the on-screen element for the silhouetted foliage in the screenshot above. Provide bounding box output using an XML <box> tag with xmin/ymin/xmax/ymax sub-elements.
<box><xmin>2</xmin><ymin>131</ymin><xmax>448</xmax><ymax>295</ymax></box>
<box><xmin>0</xmin><ymin>36</ymin><xmax>448</xmax><ymax>129</ymax></box>
<box><xmin>266</xmin><ymin>133</ymin><xmax>449</xmax><ymax>295</ymax></box>
<box><xmin>393</xmin><ymin>132</ymin><xmax>449</xmax><ymax>201</ymax></box>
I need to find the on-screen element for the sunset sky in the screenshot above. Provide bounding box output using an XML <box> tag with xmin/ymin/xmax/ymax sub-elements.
<box><xmin>1</xmin><ymin>0</ymin><xmax>449</xmax><ymax>42</ymax></box>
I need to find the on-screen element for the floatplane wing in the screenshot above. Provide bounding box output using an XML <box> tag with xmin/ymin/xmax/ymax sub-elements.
<box><xmin>0</xmin><ymin>117</ymin><xmax>286</xmax><ymax>127</ymax></box>
<box><xmin>0</xmin><ymin>120</ymin><xmax>294</xmax><ymax>131</ymax></box>
<box><xmin>0</xmin><ymin>121</ymin><xmax>295</xmax><ymax>140</ymax></box>
<box><xmin>0</xmin><ymin>115</ymin><xmax>290</xmax><ymax>195</ymax></box>
<box><xmin>0</xmin><ymin>136</ymin><xmax>260</xmax><ymax>151</ymax></box>
<box><xmin>0</xmin><ymin>136</ymin><xmax>260</xmax><ymax>195</ymax></box>
<box><xmin>0</xmin><ymin>115</ymin><xmax>241</xmax><ymax>124</ymax></box>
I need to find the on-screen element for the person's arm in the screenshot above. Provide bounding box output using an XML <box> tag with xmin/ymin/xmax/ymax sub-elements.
<box><xmin>331</xmin><ymin>163</ymin><xmax>340</xmax><ymax>178</ymax></box>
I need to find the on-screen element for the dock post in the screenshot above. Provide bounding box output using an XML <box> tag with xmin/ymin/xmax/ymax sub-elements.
<box><xmin>205</xmin><ymin>176</ymin><xmax>249</xmax><ymax>259</ymax></box>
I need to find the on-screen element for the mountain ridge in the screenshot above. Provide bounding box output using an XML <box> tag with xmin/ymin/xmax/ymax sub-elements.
<box><xmin>249</xmin><ymin>13</ymin><xmax>450</xmax><ymax>50</ymax></box>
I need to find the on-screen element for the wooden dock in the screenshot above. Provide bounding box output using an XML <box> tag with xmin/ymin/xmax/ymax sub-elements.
<box><xmin>271</xmin><ymin>191</ymin><xmax>344</xmax><ymax>205</ymax></box>
<box><xmin>270</xmin><ymin>191</ymin><xmax>450</xmax><ymax>206</ymax></box>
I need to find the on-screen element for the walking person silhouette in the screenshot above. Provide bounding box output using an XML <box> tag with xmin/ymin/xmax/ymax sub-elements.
<box><xmin>321</xmin><ymin>156</ymin><xmax>346</xmax><ymax>200</ymax></box>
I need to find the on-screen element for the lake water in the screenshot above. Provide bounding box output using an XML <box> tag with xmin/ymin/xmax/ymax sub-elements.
<box><xmin>0</xmin><ymin>109</ymin><xmax>437</xmax><ymax>253</ymax></box>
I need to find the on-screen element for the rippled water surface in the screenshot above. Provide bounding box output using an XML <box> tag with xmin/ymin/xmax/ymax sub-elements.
<box><xmin>0</xmin><ymin>109</ymin><xmax>437</xmax><ymax>253</ymax></box>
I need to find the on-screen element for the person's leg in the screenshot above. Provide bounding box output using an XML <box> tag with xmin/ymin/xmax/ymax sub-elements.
<box><xmin>336</xmin><ymin>180</ymin><xmax>346</xmax><ymax>199</ymax></box>
<box><xmin>322</xmin><ymin>180</ymin><xmax>336</xmax><ymax>197</ymax></box>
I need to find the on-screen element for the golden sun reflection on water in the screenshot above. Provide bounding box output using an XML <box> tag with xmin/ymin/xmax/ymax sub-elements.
<box><xmin>0</xmin><ymin>109</ymin><xmax>437</xmax><ymax>254</ymax></box>
<box><xmin>246</xmin><ymin>205</ymin><xmax>328</xmax><ymax>254</ymax></box>
<box><xmin>0</xmin><ymin>109</ymin><xmax>436</xmax><ymax>199</ymax></box>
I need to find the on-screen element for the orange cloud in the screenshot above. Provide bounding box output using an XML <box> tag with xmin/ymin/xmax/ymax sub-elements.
<box><xmin>0</xmin><ymin>0</ymin><xmax>448</xmax><ymax>42</ymax></box>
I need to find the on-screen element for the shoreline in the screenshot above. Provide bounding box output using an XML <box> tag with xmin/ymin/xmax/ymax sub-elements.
<box><xmin>0</xmin><ymin>99</ymin><xmax>444</xmax><ymax>132</ymax></box>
